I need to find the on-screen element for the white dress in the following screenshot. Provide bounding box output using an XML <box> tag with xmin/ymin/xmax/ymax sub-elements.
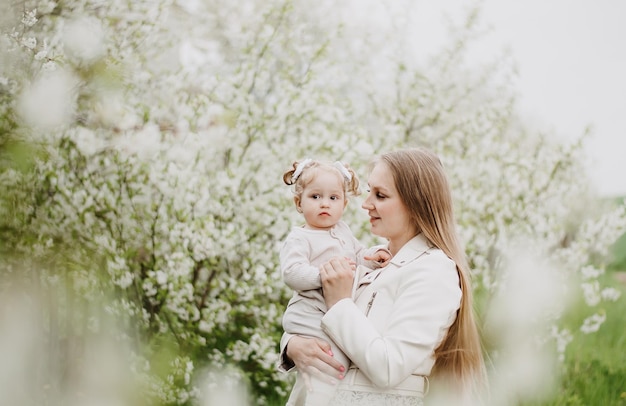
<box><xmin>332</xmin><ymin>390</ymin><xmax>424</xmax><ymax>406</ymax></box>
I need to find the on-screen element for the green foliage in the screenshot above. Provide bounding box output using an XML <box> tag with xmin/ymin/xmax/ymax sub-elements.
<box><xmin>520</xmin><ymin>270</ymin><xmax>626</xmax><ymax>406</ymax></box>
<box><xmin>608</xmin><ymin>233</ymin><xmax>626</xmax><ymax>272</ymax></box>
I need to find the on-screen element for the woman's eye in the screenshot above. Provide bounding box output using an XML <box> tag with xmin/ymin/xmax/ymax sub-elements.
<box><xmin>366</xmin><ymin>189</ymin><xmax>385</xmax><ymax>199</ymax></box>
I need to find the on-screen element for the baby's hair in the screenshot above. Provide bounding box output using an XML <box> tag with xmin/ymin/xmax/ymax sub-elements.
<box><xmin>283</xmin><ymin>159</ymin><xmax>360</xmax><ymax>198</ymax></box>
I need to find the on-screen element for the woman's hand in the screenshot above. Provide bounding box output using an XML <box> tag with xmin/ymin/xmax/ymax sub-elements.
<box><xmin>286</xmin><ymin>336</ymin><xmax>345</xmax><ymax>389</ymax></box>
<box><xmin>320</xmin><ymin>257</ymin><xmax>354</xmax><ymax>309</ymax></box>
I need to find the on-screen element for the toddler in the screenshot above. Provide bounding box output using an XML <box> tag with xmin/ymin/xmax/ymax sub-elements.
<box><xmin>280</xmin><ymin>158</ymin><xmax>390</xmax><ymax>406</ymax></box>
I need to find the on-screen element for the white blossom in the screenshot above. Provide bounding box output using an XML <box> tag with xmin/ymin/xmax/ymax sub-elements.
<box><xmin>42</xmin><ymin>60</ymin><xmax>57</xmax><ymax>71</ymax></box>
<box><xmin>63</xmin><ymin>17</ymin><xmax>105</xmax><ymax>63</ymax></box>
<box><xmin>21</xmin><ymin>10</ymin><xmax>38</xmax><ymax>27</ymax></box>
<box><xmin>581</xmin><ymin>281</ymin><xmax>601</xmax><ymax>306</ymax></box>
<box><xmin>580</xmin><ymin>313</ymin><xmax>606</xmax><ymax>334</ymax></box>
<box><xmin>600</xmin><ymin>287</ymin><xmax>621</xmax><ymax>302</ymax></box>
<box><xmin>580</xmin><ymin>265</ymin><xmax>603</xmax><ymax>280</ymax></box>
<box><xmin>20</xmin><ymin>36</ymin><xmax>36</xmax><ymax>49</ymax></box>
<box><xmin>17</xmin><ymin>69</ymin><xmax>76</xmax><ymax>129</ymax></box>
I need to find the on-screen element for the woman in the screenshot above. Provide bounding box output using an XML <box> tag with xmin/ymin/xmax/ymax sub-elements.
<box><xmin>279</xmin><ymin>148</ymin><xmax>486</xmax><ymax>405</ymax></box>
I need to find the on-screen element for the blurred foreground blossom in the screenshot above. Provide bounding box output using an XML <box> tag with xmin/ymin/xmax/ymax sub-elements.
<box><xmin>483</xmin><ymin>244</ymin><xmax>574</xmax><ymax>405</ymax></box>
<box><xmin>0</xmin><ymin>280</ymin><xmax>140</xmax><ymax>406</ymax></box>
<box><xmin>195</xmin><ymin>365</ymin><xmax>251</xmax><ymax>406</ymax></box>
<box><xmin>63</xmin><ymin>16</ymin><xmax>105</xmax><ymax>63</ymax></box>
<box><xmin>17</xmin><ymin>69</ymin><xmax>77</xmax><ymax>129</ymax></box>
<box><xmin>580</xmin><ymin>312</ymin><xmax>607</xmax><ymax>334</ymax></box>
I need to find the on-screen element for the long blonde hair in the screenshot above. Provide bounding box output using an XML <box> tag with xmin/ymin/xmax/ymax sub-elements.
<box><xmin>378</xmin><ymin>148</ymin><xmax>486</xmax><ymax>396</ymax></box>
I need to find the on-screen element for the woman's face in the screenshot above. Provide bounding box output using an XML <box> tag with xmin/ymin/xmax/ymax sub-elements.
<box><xmin>362</xmin><ymin>162</ymin><xmax>417</xmax><ymax>254</ymax></box>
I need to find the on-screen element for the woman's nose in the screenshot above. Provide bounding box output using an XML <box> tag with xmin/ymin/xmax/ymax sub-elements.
<box><xmin>362</xmin><ymin>196</ymin><xmax>372</xmax><ymax>210</ymax></box>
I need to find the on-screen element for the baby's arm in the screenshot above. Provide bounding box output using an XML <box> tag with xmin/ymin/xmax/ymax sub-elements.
<box><xmin>364</xmin><ymin>248</ymin><xmax>392</xmax><ymax>268</ymax></box>
<box><xmin>355</xmin><ymin>244</ymin><xmax>391</xmax><ymax>269</ymax></box>
<box><xmin>280</xmin><ymin>236</ymin><xmax>322</xmax><ymax>291</ymax></box>
<box><xmin>341</xmin><ymin>222</ymin><xmax>390</xmax><ymax>269</ymax></box>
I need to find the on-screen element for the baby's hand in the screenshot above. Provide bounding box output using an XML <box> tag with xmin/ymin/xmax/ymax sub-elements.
<box><xmin>344</xmin><ymin>257</ymin><xmax>357</xmax><ymax>271</ymax></box>
<box><xmin>364</xmin><ymin>249</ymin><xmax>391</xmax><ymax>267</ymax></box>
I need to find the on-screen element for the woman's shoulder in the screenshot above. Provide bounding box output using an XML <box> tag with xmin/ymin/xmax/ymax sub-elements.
<box><xmin>392</xmin><ymin>235</ymin><xmax>450</xmax><ymax>264</ymax></box>
<box><xmin>421</xmin><ymin>249</ymin><xmax>457</xmax><ymax>277</ymax></box>
<box><xmin>394</xmin><ymin>236</ymin><xmax>457</xmax><ymax>275</ymax></box>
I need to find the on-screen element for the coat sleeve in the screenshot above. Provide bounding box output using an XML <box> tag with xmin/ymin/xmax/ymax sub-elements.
<box><xmin>280</xmin><ymin>235</ymin><xmax>322</xmax><ymax>291</ymax></box>
<box><xmin>276</xmin><ymin>332</ymin><xmax>296</xmax><ymax>372</ymax></box>
<box><xmin>320</xmin><ymin>253</ymin><xmax>461</xmax><ymax>388</ymax></box>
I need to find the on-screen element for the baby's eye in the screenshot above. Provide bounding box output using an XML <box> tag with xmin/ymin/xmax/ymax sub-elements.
<box><xmin>311</xmin><ymin>194</ymin><xmax>321</xmax><ymax>199</ymax></box>
<box><xmin>330</xmin><ymin>195</ymin><xmax>340</xmax><ymax>200</ymax></box>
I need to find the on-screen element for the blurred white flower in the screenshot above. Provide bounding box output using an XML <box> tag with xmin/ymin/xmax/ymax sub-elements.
<box><xmin>155</xmin><ymin>270</ymin><xmax>168</xmax><ymax>285</ymax></box>
<box><xmin>63</xmin><ymin>17</ymin><xmax>105</xmax><ymax>63</ymax></box>
<box><xmin>116</xmin><ymin>271</ymin><xmax>135</xmax><ymax>289</ymax></box>
<box><xmin>21</xmin><ymin>9</ymin><xmax>38</xmax><ymax>27</ymax></box>
<box><xmin>484</xmin><ymin>245</ymin><xmax>572</xmax><ymax>405</ymax></box>
<box><xmin>194</xmin><ymin>366</ymin><xmax>250</xmax><ymax>406</ymax></box>
<box><xmin>20</xmin><ymin>36</ymin><xmax>37</xmax><ymax>49</ymax></box>
<box><xmin>600</xmin><ymin>287</ymin><xmax>621</xmax><ymax>302</ymax></box>
<box><xmin>17</xmin><ymin>69</ymin><xmax>77</xmax><ymax>129</ymax></box>
<box><xmin>580</xmin><ymin>265</ymin><xmax>603</xmax><ymax>280</ymax></box>
<box><xmin>180</xmin><ymin>40</ymin><xmax>205</xmax><ymax>69</ymax></box>
<box><xmin>0</xmin><ymin>292</ymin><xmax>42</xmax><ymax>404</ymax></box>
<box><xmin>38</xmin><ymin>1</ymin><xmax>57</xmax><ymax>14</ymax></box>
<box><xmin>73</xmin><ymin>126</ymin><xmax>106</xmax><ymax>156</ymax></box>
<box><xmin>93</xmin><ymin>92</ymin><xmax>139</xmax><ymax>130</ymax></box>
<box><xmin>581</xmin><ymin>281</ymin><xmax>601</xmax><ymax>306</ymax></box>
<box><xmin>580</xmin><ymin>313</ymin><xmax>606</xmax><ymax>334</ymax></box>
<box><xmin>42</xmin><ymin>60</ymin><xmax>57</xmax><ymax>71</ymax></box>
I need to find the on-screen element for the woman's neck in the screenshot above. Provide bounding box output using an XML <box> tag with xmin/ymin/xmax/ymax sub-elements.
<box><xmin>388</xmin><ymin>231</ymin><xmax>419</xmax><ymax>256</ymax></box>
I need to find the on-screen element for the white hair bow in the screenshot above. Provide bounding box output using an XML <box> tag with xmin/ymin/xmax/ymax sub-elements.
<box><xmin>334</xmin><ymin>161</ymin><xmax>352</xmax><ymax>181</ymax></box>
<box><xmin>291</xmin><ymin>158</ymin><xmax>312</xmax><ymax>183</ymax></box>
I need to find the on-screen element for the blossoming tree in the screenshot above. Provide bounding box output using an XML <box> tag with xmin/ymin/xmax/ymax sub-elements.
<box><xmin>1</xmin><ymin>0</ymin><xmax>624</xmax><ymax>404</ymax></box>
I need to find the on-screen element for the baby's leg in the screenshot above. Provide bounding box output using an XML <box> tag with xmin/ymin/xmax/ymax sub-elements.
<box><xmin>304</xmin><ymin>343</ymin><xmax>349</xmax><ymax>406</ymax></box>
<box><xmin>282</xmin><ymin>299</ymin><xmax>351</xmax><ymax>406</ymax></box>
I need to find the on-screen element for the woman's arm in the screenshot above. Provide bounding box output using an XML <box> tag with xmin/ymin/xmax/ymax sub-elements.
<box><xmin>320</xmin><ymin>252</ymin><xmax>461</xmax><ymax>388</ymax></box>
<box><xmin>280</xmin><ymin>335</ymin><xmax>346</xmax><ymax>388</ymax></box>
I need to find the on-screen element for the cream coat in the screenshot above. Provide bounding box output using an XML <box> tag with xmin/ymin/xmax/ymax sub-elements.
<box><xmin>280</xmin><ymin>233</ymin><xmax>462</xmax><ymax>402</ymax></box>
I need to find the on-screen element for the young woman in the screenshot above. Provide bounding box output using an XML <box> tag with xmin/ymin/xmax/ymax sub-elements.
<box><xmin>279</xmin><ymin>148</ymin><xmax>486</xmax><ymax>405</ymax></box>
<box><xmin>280</xmin><ymin>159</ymin><xmax>390</xmax><ymax>406</ymax></box>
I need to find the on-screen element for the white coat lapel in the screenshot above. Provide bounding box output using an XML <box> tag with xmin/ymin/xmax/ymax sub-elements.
<box><xmin>352</xmin><ymin>265</ymin><xmax>384</xmax><ymax>300</ymax></box>
<box><xmin>353</xmin><ymin>234</ymin><xmax>433</xmax><ymax>300</ymax></box>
